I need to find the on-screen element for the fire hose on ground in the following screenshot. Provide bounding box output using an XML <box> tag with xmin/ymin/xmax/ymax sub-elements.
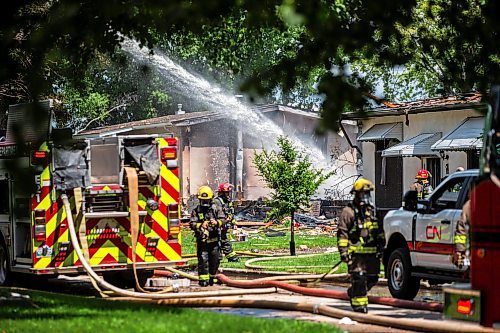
<box><xmin>61</xmin><ymin>193</ymin><xmax>277</xmax><ymax>299</ymax></box>
<box><xmin>244</xmin><ymin>253</ymin><xmax>340</xmax><ymax>271</ymax></box>
<box><xmin>154</xmin><ymin>266</ymin><xmax>442</xmax><ymax>312</ymax></box>
<box><xmin>216</xmin><ymin>273</ymin><xmax>444</xmax><ymax>312</ymax></box>
<box><xmin>110</xmin><ymin>297</ymin><xmax>499</xmax><ymax>333</ymax></box>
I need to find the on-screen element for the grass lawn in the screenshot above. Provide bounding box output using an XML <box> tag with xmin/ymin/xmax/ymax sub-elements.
<box><xmin>181</xmin><ymin>229</ymin><xmax>349</xmax><ymax>274</ymax></box>
<box><xmin>0</xmin><ymin>288</ymin><xmax>341</xmax><ymax>333</ymax></box>
<box><xmin>181</xmin><ymin>229</ymin><xmax>336</xmax><ymax>255</ymax></box>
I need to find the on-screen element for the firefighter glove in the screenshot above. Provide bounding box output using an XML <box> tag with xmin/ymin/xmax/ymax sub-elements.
<box><xmin>376</xmin><ymin>243</ymin><xmax>385</xmax><ymax>258</ymax></box>
<box><xmin>340</xmin><ymin>251</ymin><xmax>350</xmax><ymax>264</ymax></box>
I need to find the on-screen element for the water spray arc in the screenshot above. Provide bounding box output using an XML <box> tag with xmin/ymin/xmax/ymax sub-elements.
<box><xmin>121</xmin><ymin>39</ymin><xmax>354</xmax><ymax>199</ymax></box>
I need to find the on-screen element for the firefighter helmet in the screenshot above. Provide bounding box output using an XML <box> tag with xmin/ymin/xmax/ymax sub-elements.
<box><xmin>415</xmin><ymin>169</ymin><xmax>430</xmax><ymax>180</ymax></box>
<box><xmin>218</xmin><ymin>183</ymin><xmax>234</xmax><ymax>193</ymax></box>
<box><xmin>197</xmin><ymin>186</ymin><xmax>214</xmax><ymax>200</ymax></box>
<box><xmin>351</xmin><ymin>178</ymin><xmax>375</xmax><ymax>193</ymax></box>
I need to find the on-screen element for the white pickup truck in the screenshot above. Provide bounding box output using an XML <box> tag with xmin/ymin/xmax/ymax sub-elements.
<box><xmin>383</xmin><ymin>169</ymin><xmax>478</xmax><ymax>300</ymax></box>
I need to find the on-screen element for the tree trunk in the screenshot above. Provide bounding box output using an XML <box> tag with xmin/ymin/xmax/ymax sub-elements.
<box><xmin>289</xmin><ymin>210</ymin><xmax>296</xmax><ymax>256</ymax></box>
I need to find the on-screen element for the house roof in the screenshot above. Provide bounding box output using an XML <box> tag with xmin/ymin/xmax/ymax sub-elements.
<box><xmin>341</xmin><ymin>93</ymin><xmax>484</xmax><ymax>120</ymax></box>
<box><xmin>257</xmin><ymin>104</ymin><xmax>321</xmax><ymax>119</ymax></box>
<box><xmin>78</xmin><ymin>104</ymin><xmax>319</xmax><ymax>137</ymax></box>
<box><xmin>78</xmin><ymin>110</ymin><xmax>223</xmax><ymax>137</ymax></box>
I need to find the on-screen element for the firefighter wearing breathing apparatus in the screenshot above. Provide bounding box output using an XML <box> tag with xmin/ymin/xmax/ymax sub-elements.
<box><xmin>190</xmin><ymin>186</ymin><xmax>225</xmax><ymax>287</ymax></box>
<box><xmin>337</xmin><ymin>178</ymin><xmax>385</xmax><ymax>313</ymax></box>
<box><xmin>215</xmin><ymin>183</ymin><xmax>240</xmax><ymax>262</ymax></box>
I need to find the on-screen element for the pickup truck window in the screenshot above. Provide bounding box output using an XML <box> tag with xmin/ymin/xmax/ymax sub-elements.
<box><xmin>431</xmin><ymin>177</ymin><xmax>467</xmax><ymax>212</ymax></box>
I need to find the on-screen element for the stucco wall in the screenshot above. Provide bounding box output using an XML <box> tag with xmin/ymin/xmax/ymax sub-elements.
<box><xmin>188</xmin><ymin>146</ymin><xmax>230</xmax><ymax>196</ymax></box>
<box><xmin>243</xmin><ymin>148</ymin><xmax>272</xmax><ymax>200</ymax></box>
<box><xmin>360</xmin><ymin>108</ymin><xmax>482</xmax><ymax>199</ymax></box>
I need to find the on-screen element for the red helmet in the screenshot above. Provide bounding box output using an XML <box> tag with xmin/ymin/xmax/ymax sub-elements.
<box><xmin>217</xmin><ymin>183</ymin><xmax>234</xmax><ymax>193</ymax></box>
<box><xmin>415</xmin><ymin>169</ymin><xmax>430</xmax><ymax>180</ymax></box>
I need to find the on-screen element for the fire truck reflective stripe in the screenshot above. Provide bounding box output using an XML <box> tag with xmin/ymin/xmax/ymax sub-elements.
<box><xmin>39</xmin><ymin>142</ymin><xmax>49</xmax><ymax>152</ymax></box>
<box><xmin>89</xmin><ymin>241</ymin><xmax>124</xmax><ymax>263</ymax></box>
<box><xmin>414</xmin><ymin>242</ymin><xmax>454</xmax><ymax>255</ymax></box>
<box><xmin>160</xmin><ymin>169</ymin><xmax>180</xmax><ymax>203</ymax></box>
<box><xmin>35</xmin><ymin>190</ymin><xmax>52</xmax><ymax>210</ymax></box>
<box><xmin>454</xmin><ymin>235</ymin><xmax>467</xmax><ymax>244</ymax></box>
<box><xmin>40</xmin><ymin>165</ymin><xmax>51</xmax><ymax>181</ymax></box>
<box><xmin>45</xmin><ymin>200</ymin><xmax>74</xmax><ymax>242</ymax></box>
<box><xmin>34</xmin><ymin>257</ymin><xmax>52</xmax><ymax>268</ymax></box>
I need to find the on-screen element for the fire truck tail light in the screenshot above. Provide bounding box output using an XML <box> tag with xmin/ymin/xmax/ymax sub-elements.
<box><xmin>31</xmin><ymin>151</ymin><xmax>48</xmax><ymax>166</ymax></box>
<box><xmin>34</xmin><ymin>151</ymin><xmax>47</xmax><ymax>158</ymax></box>
<box><xmin>166</xmin><ymin>138</ymin><xmax>177</xmax><ymax>146</ymax></box>
<box><xmin>34</xmin><ymin>209</ymin><xmax>46</xmax><ymax>242</ymax></box>
<box><xmin>161</xmin><ymin>147</ymin><xmax>177</xmax><ymax>161</ymax></box>
<box><xmin>168</xmin><ymin>203</ymin><xmax>179</xmax><ymax>220</ymax></box>
<box><xmin>457</xmin><ymin>299</ymin><xmax>473</xmax><ymax>315</ymax></box>
<box><xmin>168</xmin><ymin>203</ymin><xmax>180</xmax><ymax>239</ymax></box>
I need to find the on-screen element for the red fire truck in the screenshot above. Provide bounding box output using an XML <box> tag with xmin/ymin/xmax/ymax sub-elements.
<box><xmin>0</xmin><ymin>100</ymin><xmax>182</xmax><ymax>286</ymax></box>
<box><xmin>444</xmin><ymin>87</ymin><xmax>500</xmax><ymax>327</ymax></box>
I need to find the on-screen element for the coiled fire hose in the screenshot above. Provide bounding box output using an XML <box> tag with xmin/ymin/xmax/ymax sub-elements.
<box><xmin>244</xmin><ymin>253</ymin><xmax>339</xmax><ymax>271</ymax></box>
<box><xmin>62</xmin><ymin>193</ymin><xmax>277</xmax><ymax>299</ymax></box>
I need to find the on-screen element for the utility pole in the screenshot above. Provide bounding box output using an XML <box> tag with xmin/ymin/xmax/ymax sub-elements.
<box><xmin>290</xmin><ymin>211</ymin><xmax>296</xmax><ymax>256</ymax></box>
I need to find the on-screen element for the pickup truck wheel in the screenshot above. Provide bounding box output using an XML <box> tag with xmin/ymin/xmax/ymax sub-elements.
<box><xmin>0</xmin><ymin>241</ymin><xmax>11</xmax><ymax>286</ymax></box>
<box><xmin>387</xmin><ymin>248</ymin><xmax>420</xmax><ymax>300</ymax></box>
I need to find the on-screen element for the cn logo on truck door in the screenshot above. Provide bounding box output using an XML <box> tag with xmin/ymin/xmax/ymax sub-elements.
<box><xmin>426</xmin><ymin>225</ymin><xmax>442</xmax><ymax>240</ymax></box>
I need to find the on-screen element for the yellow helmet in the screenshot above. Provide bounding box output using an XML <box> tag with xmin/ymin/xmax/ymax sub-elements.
<box><xmin>197</xmin><ymin>186</ymin><xmax>214</xmax><ymax>200</ymax></box>
<box><xmin>351</xmin><ymin>178</ymin><xmax>375</xmax><ymax>193</ymax></box>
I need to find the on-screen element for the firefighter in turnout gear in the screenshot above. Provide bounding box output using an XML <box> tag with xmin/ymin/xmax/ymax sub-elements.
<box><xmin>190</xmin><ymin>186</ymin><xmax>225</xmax><ymax>287</ymax></box>
<box><xmin>410</xmin><ymin>169</ymin><xmax>433</xmax><ymax>199</ymax></box>
<box><xmin>337</xmin><ymin>178</ymin><xmax>385</xmax><ymax>313</ymax></box>
<box><xmin>215</xmin><ymin>183</ymin><xmax>240</xmax><ymax>262</ymax></box>
<box><xmin>453</xmin><ymin>199</ymin><xmax>471</xmax><ymax>269</ymax></box>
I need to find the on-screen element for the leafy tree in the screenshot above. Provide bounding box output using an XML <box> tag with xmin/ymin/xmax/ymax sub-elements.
<box><xmin>50</xmin><ymin>51</ymin><xmax>171</xmax><ymax>131</ymax></box>
<box><xmin>253</xmin><ymin>136</ymin><xmax>332</xmax><ymax>255</ymax></box>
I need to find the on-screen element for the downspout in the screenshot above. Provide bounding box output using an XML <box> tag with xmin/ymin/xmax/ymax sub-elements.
<box><xmin>235</xmin><ymin>125</ymin><xmax>244</xmax><ymax>199</ymax></box>
<box><xmin>339</xmin><ymin>119</ymin><xmax>362</xmax><ymax>156</ymax></box>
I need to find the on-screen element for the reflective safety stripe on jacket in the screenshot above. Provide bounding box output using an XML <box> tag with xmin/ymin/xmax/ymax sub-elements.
<box><xmin>362</xmin><ymin>221</ymin><xmax>378</xmax><ymax>230</ymax></box>
<box><xmin>454</xmin><ymin>234</ymin><xmax>467</xmax><ymax>245</ymax></box>
<box><xmin>348</xmin><ymin>245</ymin><xmax>377</xmax><ymax>254</ymax></box>
<box><xmin>351</xmin><ymin>296</ymin><xmax>368</xmax><ymax>306</ymax></box>
<box><xmin>338</xmin><ymin>239</ymin><xmax>349</xmax><ymax>247</ymax></box>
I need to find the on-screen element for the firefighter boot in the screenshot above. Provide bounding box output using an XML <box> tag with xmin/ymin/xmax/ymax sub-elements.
<box><xmin>209</xmin><ymin>276</ymin><xmax>221</xmax><ymax>286</ymax></box>
<box><xmin>227</xmin><ymin>256</ymin><xmax>240</xmax><ymax>262</ymax></box>
<box><xmin>353</xmin><ymin>305</ymin><xmax>368</xmax><ymax>314</ymax></box>
<box><xmin>227</xmin><ymin>253</ymin><xmax>240</xmax><ymax>262</ymax></box>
